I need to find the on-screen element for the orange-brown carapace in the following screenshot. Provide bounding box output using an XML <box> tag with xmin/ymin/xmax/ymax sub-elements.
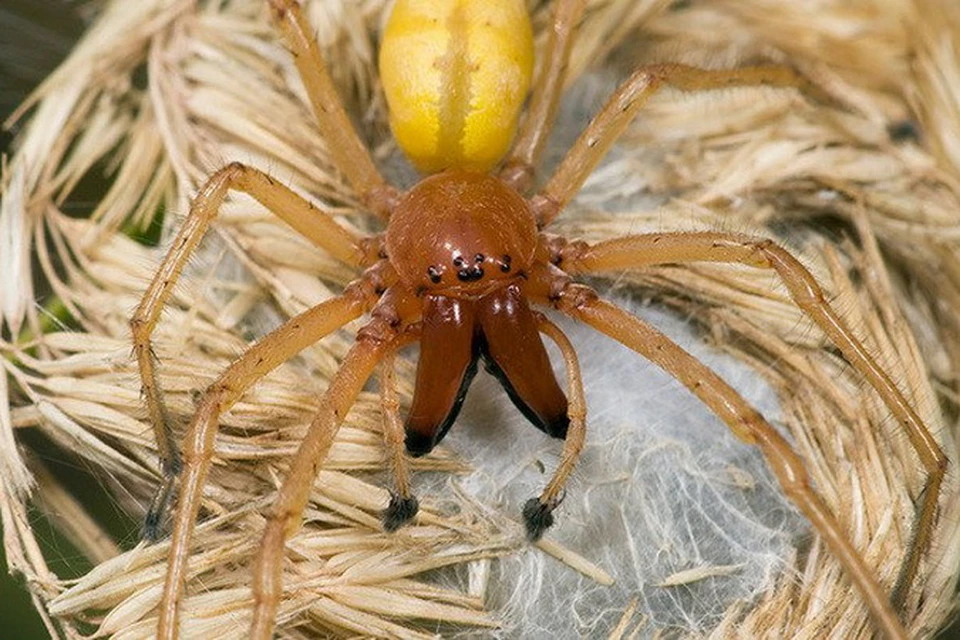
<box><xmin>386</xmin><ymin>170</ymin><xmax>568</xmax><ymax>459</ymax></box>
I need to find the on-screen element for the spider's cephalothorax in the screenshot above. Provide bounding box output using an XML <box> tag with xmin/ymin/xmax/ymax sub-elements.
<box><xmin>136</xmin><ymin>1</ymin><xmax>942</xmax><ymax>638</ymax></box>
<box><xmin>386</xmin><ymin>170</ymin><xmax>568</xmax><ymax>455</ymax></box>
<box><xmin>379</xmin><ymin>0</ymin><xmax>567</xmax><ymax>458</ymax></box>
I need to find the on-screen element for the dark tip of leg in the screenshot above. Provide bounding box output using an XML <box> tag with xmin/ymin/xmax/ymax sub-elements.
<box><xmin>164</xmin><ymin>451</ymin><xmax>183</xmax><ymax>477</ymax></box>
<box><xmin>382</xmin><ymin>493</ymin><xmax>419</xmax><ymax>532</ymax></box>
<box><xmin>142</xmin><ymin>511</ymin><xmax>164</xmax><ymax>543</ymax></box>
<box><xmin>142</xmin><ymin>492</ymin><xmax>172</xmax><ymax>542</ymax></box>
<box><xmin>522</xmin><ymin>498</ymin><xmax>555</xmax><ymax>542</ymax></box>
<box><xmin>142</xmin><ymin>473</ymin><xmax>178</xmax><ymax>542</ymax></box>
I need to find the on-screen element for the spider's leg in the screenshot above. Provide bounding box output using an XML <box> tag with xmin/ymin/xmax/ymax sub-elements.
<box><xmin>250</xmin><ymin>303</ymin><xmax>408</xmax><ymax>640</ymax></box>
<box><xmin>532</xmin><ymin>274</ymin><xmax>908</xmax><ymax>640</ymax></box>
<box><xmin>523</xmin><ymin>313</ymin><xmax>587</xmax><ymax>541</ymax></box>
<box><xmin>133</xmin><ymin>162</ymin><xmax>379</xmax><ymax>541</ymax></box>
<box><xmin>530</xmin><ymin>63</ymin><xmax>830</xmax><ymax>226</ymax></box>
<box><xmin>379</xmin><ymin>348</ymin><xmax>419</xmax><ymax>532</ymax></box>
<box><xmin>134</xmin><ymin>162</ymin><xmax>377</xmax><ymax>530</ymax></box>
<box><xmin>267</xmin><ymin>0</ymin><xmax>397</xmax><ymax>217</ymax></box>
<box><xmin>558</xmin><ymin>231</ymin><xmax>946</xmax><ymax>608</ymax></box>
<box><xmin>500</xmin><ymin>0</ymin><xmax>586</xmax><ymax>193</ymax></box>
<box><xmin>156</xmin><ymin>280</ymin><xmax>381</xmax><ymax>640</ymax></box>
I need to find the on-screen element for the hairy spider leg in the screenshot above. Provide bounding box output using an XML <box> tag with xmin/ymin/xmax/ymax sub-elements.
<box><xmin>559</xmin><ymin>230</ymin><xmax>946</xmax><ymax>610</ymax></box>
<box><xmin>146</xmin><ymin>2</ymin><xmax>406</xmax><ymax>635</ymax></box>
<box><xmin>155</xmin><ymin>281</ymin><xmax>384</xmax><ymax>640</ymax></box>
<box><xmin>522</xmin><ymin>313</ymin><xmax>587</xmax><ymax>540</ymax></box>
<box><xmin>501</xmin><ymin>0</ymin><xmax>587</xmax><ymax>193</ymax></box>
<box><xmin>267</xmin><ymin>0</ymin><xmax>398</xmax><ymax>216</ymax></box>
<box><xmin>131</xmin><ymin>162</ymin><xmax>378</xmax><ymax>542</ymax></box>
<box><xmin>529</xmin><ymin>63</ymin><xmax>833</xmax><ymax>226</ymax></box>
<box><xmin>529</xmin><ymin>269</ymin><xmax>909</xmax><ymax>640</ymax></box>
<box><xmin>250</xmin><ymin>297</ymin><xmax>415</xmax><ymax>639</ymax></box>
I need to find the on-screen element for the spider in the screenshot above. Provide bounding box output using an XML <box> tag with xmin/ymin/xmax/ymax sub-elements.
<box><xmin>129</xmin><ymin>0</ymin><xmax>945</xmax><ymax>638</ymax></box>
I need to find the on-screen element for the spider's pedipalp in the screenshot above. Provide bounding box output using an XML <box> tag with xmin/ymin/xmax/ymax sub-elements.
<box><xmin>382</xmin><ymin>493</ymin><xmax>420</xmax><ymax>532</ymax></box>
<box><xmin>522</xmin><ymin>498</ymin><xmax>555</xmax><ymax>541</ymax></box>
<box><xmin>379</xmin><ymin>350</ymin><xmax>419</xmax><ymax>530</ymax></box>
<box><xmin>529</xmin><ymin>313</ymin><xmax>586</xmax><ymax>523</ymax></box>
<box><xmin>251</xmin><ymin>297</ymin><xmax>415</xmax><ymax>636</ymax></box>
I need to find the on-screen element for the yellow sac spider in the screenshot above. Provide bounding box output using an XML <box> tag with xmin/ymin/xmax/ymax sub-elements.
<box><xmin>131</xmin><ymin>1</ymin><xmax>944</xmax><ymax>638</ymax></box>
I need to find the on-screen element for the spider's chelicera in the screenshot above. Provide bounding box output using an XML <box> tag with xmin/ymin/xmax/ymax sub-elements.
<box><xmin>132</xmin><ymin>1</ymin><xmax>942</xmax><ymax>638</ymax></box>
<box><xmin>386</xmin><ymin>170</ymin><xmax>569</xmax><ymax>466</ymax></box>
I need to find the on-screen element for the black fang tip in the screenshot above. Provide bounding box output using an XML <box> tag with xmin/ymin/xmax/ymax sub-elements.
<box><xmin>404</xmin><ymin>430</ymin><xmax>436</xmax><ymax>457</ymax></box>
<box><xmin>382</xmin><ymin>494</ymin><xmax>419</xmax><ymax>532</ymax></box>
<box><xmin>522</xmin><ymin>498</ymin><xmax>555</xmax><ymax>541</ymax></box>
<box><xmin>545</xmin><ymin>413</ymin><xmax>570</xmax><ymax>439</ymax></box>
<box><xmin>142</xmin><ymin>514</ymin><xmax>164</xmax><ymax>543</ymax></box>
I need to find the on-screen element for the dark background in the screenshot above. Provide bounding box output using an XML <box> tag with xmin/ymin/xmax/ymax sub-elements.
<box><xmin>1</xmin><ymin>2</ymin><xmax>87</xmax><ymax>637</ymax></box>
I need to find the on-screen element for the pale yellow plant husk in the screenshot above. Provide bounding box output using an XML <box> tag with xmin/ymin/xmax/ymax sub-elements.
<box><xmin>2</xmin><ymin>0</ymin><xmax>959</xmax><ymax>638</ymax></box>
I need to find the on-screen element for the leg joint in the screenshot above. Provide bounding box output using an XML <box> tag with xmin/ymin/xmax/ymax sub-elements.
<box><xmin>129</xmin><ymin>314</ymin><xmax>151</xmax><ymax>339</ymax></box>
<box><xmin>266</xmin><ymin>0</ymin><xmax>295</xmax><ymax>21</ymax></box>
<box><xmin>550</xmin><ymin>279</ymin><xmax>599</xmax><ymax>312</ymax></box>
<box><xmin>221</xmin><ymin>160</ymin><xmax>247</xmax><ymax>176</ymax></box>
<box><xmin>345</xmin><ymin>260</ymin><xmax>395</xmax><ymax>302</ymax></box>
<box><xmin>530</xmin><ymin>193</ymin><xmax>562</xmax><ymax>229</ymax></box>
<box><xmin>542</xmin><ymin>234</ymin><xmax>590</xmax><ymax>268</ymax></box>
<box><xmin>356</xmin><ymin>314</ymin><xmax>401</xmax><ymax>349</ymax></box>
<box><xmin>500</xmin><ymin>161</ymin><xmax>535</xmax><ymax>193</ymax></box>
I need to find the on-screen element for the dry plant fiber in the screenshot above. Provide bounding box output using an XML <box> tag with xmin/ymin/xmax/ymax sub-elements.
<box><xmin>2</xmin><ymin>0</ymin><xmax>959</xmax><ymax>638</ymax></box>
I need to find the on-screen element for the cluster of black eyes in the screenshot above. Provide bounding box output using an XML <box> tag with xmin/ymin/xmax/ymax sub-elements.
<box><xmin>426</xmin><ymin>254</ymin><xmax>512</xmax><ymax>284</ymax></box>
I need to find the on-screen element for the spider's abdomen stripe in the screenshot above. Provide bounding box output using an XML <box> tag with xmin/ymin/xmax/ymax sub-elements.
<box><xmin>379</xmin><ymin>0</ymin><xmax>534</xmax><ymax>174</ymax></box>
<box><xmin>436</xmin><ymin>4</ymin><xmax>472</xmax><ymax>168</ymax></box>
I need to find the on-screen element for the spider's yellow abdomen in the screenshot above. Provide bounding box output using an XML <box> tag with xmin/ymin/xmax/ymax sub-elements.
<box><xmin>379</xmin><ymin>0</ymin><xmax>534</xmax><ymax>174</ymax></box>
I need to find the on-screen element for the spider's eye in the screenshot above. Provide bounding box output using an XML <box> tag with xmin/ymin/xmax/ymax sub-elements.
<box><xmin>500</xmin><ymin>254</ymin><xmax>512</xmax><ymax>272</ymax></box>
<box><xmin>474</xmin><ymin>253</ymin><xmax>485</xmax><ymax>263</ymax></box>
<box><xmin>427</xmin><ymin>265</ymin><xmax>442</xmax><ymax>284</ymax></box>
<box><xmin>452</xmin><ymin>256</ymin><xmax>465</xmax><ymax>268</ymax></box>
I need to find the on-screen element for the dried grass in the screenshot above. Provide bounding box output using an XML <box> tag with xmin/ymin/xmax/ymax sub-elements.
<box><xmin>2</xmin><ymin>0</ymin><xmax>959</xmax><ymax>638</ymax></box>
